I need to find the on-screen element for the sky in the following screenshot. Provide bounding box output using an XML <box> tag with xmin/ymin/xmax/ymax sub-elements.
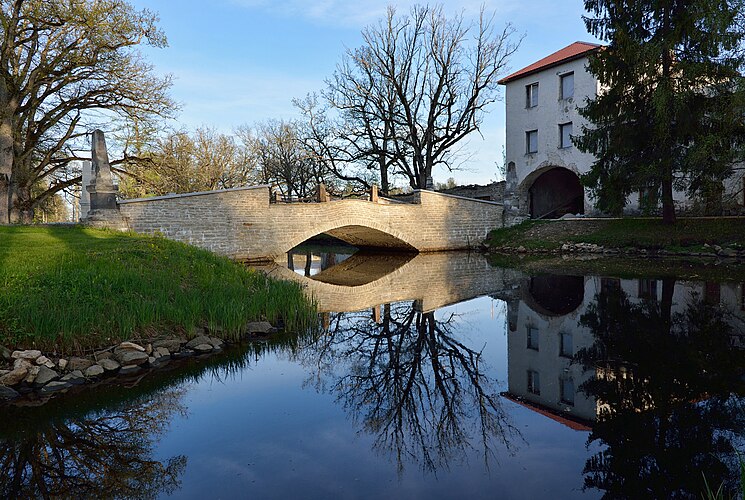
<box><xmin>128</xmin><ymin>0</ymin><xmax>601</xmax><ymax>185</ymax></box>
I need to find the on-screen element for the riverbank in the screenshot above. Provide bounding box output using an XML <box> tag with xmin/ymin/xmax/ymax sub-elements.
<box><xmin>484</xmin><ymin>218</ymin><xmax>745</xmax><ymax>258</ymax></box>
<box><xmin>0</xmin><ymin>226</ymin><xmax>315</xmax><ymax>351</ymax></box>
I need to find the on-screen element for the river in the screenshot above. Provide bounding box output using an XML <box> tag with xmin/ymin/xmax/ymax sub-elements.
<box><xmin>0</xmin><ymin>246</ymin><xmax>743</xmax><ymax>499</ymax></box>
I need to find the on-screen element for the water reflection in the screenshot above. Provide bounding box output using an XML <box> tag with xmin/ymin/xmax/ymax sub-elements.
<box><xmin>0</xmin><ymin>348</ymin><xmax>257</xmax><ymax>499</ymax></box>
<box><xmin>576</xmin><ymin>283</ymin><xmax>745</xmax><ymax>498</ymax></box>
<box><xmin>0</xmin><ymin>388</ymin><xmax>187</xmax><ymax>499</ymax></box>
<box><xmin>297</xmin><ymin>301</ymin><xmax>518</xmax><ymax>473</ymax></box>
<box><xmin>503</xmin><ymin>273</ymin><xmax>745</xmax><ymax>498</ymax></box>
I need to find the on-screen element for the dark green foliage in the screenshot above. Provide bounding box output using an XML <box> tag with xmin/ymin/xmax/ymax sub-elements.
<box><xmin>576</xmin><ymin>0</ymin><xmax>745</xmax><ymax>222</ymax></box>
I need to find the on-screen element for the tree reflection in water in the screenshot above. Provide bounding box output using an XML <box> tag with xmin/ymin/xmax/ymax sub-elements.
<box><xmin>299</xmin><ymin>301</ymin><xmax>518</xmax><ymax>473</ymax></box>
<box><xmin>576</xmin><ymin>281</ymin><xmax>745</xmax><ymax>498</ymax></box>
<box><xmin>0</xmin><ymin>386</ymin><xmax>188</xmax><ymax>499</ymax></box>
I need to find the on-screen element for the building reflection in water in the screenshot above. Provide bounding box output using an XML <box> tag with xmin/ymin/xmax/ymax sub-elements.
<box><xmin>504</xmin><ymin>273</ymin><xmax>745</xmax><ymax>498</ymax></box>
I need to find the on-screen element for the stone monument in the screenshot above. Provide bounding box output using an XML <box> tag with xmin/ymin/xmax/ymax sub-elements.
<box><xmin>83</xmin><ymin>130</ymin><xmax>126</xmax><ymax>229</ymax></box>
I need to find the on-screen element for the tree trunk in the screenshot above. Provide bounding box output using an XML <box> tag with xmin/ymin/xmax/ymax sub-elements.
<box><xmin>0</xmin><ymin>84</ymin><xmax>14</xmax><ymax>225</ymax></box>
<box><xmin>9</xmin><ymin>180</ymin><xmax>33</xmax><ymax>224</ymax></box>
<box><xmin>378</xmin><ymin>156</ymin><xmax>389</xmax><ymax>196</ymax></box>
<box><xmin>661</xmin><ymin>166</ymin><xmax>676</xmax><ymax>225</ymax></box>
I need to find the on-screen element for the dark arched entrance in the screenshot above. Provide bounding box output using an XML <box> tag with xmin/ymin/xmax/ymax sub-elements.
<box><xmin>529</xmin><ymin>168</ymin><xmax>584</xmax><ymax>219</ymax></box>
<box><xmin>525</xmin><ymin>274</ymin><xmax>585</xmax><ymax>317</ymax></box>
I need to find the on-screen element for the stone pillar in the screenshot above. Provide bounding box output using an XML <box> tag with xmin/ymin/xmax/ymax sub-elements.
<box><xmin>370</xmin><ymin>185</ymin><xmax>379</xmax><ymax>203</ymax></box>
<box><xmin>79</xmin><ymin>160</ymin><xmax>93</xmax><ymax>220</ymax></box>
<box><xmin>317</xmin><ymin>183</ymin><xmax>329</xmax><ymax>202</ymax></box>
<box><xmin>83</xmin><ymin>130</ymin><xmax>126</xmax><ymax>229</ymax></box>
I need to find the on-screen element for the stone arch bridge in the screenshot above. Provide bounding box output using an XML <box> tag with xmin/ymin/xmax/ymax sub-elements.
<box><xmin>115</xmin><ymin>186</ymin><xmax>503</xmax><ymax>262</ymax></box>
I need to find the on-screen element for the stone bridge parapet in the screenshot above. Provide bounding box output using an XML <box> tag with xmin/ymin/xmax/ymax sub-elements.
<box><xmin>116</xmin><ymin>185</ymin><xmax>503</xmax><ymax>262</ymax></box>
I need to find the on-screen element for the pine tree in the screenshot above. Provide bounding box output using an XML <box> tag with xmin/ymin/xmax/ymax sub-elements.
<box><xmin>576</xmin><ymin>0</ymin><xmax>745</xmax><ymax>223</ymax></box>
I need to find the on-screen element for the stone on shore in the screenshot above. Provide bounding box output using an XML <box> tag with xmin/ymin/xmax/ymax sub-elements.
<box><xmin>33</xmin><ymin>366</ymin><xmax>59</xmax><ymax>387</ymax></box>
<box><xmin>68</xmin><ymin>357</ymin><xmax>94</xmax><ymax>372</ymax></box>
<box><xmin>0</xmin><ymin>346</ymin><xmax>11</xmax><ymax>361</ymax></box>
<box><xmin>61</xmin><ymin>370</ymin><xmax>86</xmax><ymax>385</ymax></box>
<box><xmin>57</xmin><ymin>359</ymin><xmax>68</xmax><ymax>371</ymax></box>
<box><xmin>185</xmin><ymin>336</ymin><xmax>213</xmax><ymax>350</ymax></box>
<box><xmin>0</xmin><ymin>367</ymin><xmax>29</xmax><ymax>386</ymax></box>
<box><xmin>99</xmin><ymin>358</ymin><xmax>120</xmax><ymax>372</ymax></box>
<box><xmin>113</xmin><ymin>348</ymin><xmax>149</xmax><ymax>366</ymax></box>
<box><xmin>245</xmin><ymin>321</ymin><xmax>273</xmax><ymax>335</ymax></box>
<box><xmin>12</xmin><ymin>350</ymin><xmax>41</xmax><ymax>361</ymax></box>
<box><xmin>84</xmin><ymin>365</ymin><xmax>105</xmax><ymax>378</ymax></box>
<box><xmin>152</xmin><ymin>339</ymin><xmax>183</xmax><ymax>353</ymax></box>
<box><xmin>192</xmin><ymin>343</ymin><xmax>213</xmax><ymax>353</ymax></box>
<box><xmin>118</xmin><ymin>341</ymin><xmax>145</xmax><ymax>352</ymax></box>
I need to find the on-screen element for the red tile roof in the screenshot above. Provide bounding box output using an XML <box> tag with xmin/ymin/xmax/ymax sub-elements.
<box><xmin>498</xmin><ymin>41</ymin><xmax>602</xmax><ymax>84</ymax></box>
<box><xmin>501</xmin><ymin>392</ymin><xmax>594</xmax><ymax>432</ymax></box>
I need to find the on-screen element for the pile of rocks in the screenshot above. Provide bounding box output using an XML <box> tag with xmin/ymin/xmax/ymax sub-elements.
<box><xmin>0</xmin><ymin>321</ymin><xmax>276</xmax><ymax>402</ymax></box>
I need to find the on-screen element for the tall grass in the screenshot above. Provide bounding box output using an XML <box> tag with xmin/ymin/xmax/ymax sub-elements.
<box><xmin>0</xmin><ymin>226</ymin><xmax>316</xmax><ymax>351</ymax></box>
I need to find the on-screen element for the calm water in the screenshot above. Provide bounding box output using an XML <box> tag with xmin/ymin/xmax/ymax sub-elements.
<box><xmin>1</xmin><ymin>248</ymin><xmax>744</xmax><ymax>499</ymax></box>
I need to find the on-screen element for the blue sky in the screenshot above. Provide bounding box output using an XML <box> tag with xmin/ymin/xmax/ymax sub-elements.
<box><xmin>129</xmin><ymin>0</ymin><xmax>600</xmax><ymax>185</ymax></box>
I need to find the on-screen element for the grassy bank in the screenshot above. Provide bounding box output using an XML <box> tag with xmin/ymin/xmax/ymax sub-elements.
<box><xmin>0</xmin><ymin>226</ymin><xmax>315</xmax><ymax>351</ymax></box>
<box><xmin>485</xmin><ymin>218</ymin><xmax>745</xmax><ymax>253</ymax></box>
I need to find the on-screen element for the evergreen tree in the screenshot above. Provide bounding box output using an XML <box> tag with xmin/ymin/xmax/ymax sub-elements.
<box><xmin>576</xmin><ymin>0</ymin><xmax>745</xmax><ymax>223</ymax></box>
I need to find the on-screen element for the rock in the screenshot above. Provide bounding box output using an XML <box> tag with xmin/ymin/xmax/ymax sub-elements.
<box><xmin>152</xmin><ymin>339</ymin><xmax>183</xmax><ymax>352</ymax></box>
<box><xmin>192</xmin><ymin>343</ymin><xmax>213</xmax><ymax>353</ymax></box>
<box><xmin>113</xmin><ymin>348</ymin><xmax>149</xmax><ymax>366</ymax></box>
<box><xmin>185</xmin><ymin>335</ymin><xmax>212</xmax><ymax>350</ymax></box>
<box><xmin>68</xmin><ymin>357</ymin><xmax>93</xmax><ymax>372</ymax></box>
<box><xmin>98</xmin><ymin>358</ymin><xmax>120</xmax><ymax>372</ymax></box>
<box><xmin>24</xmin><ymin>366</ymin><xmax>41</xmax><ymax>384</ymax></box>
<box><xmin>119</xmin><ymin>365</ymin><xmax>141</xmax><ymax>376</ymax></box>
<box><xmin>61</xmin><ymin>370</ymin><xmax>86</xmax><ymax>385</ymax></box>
<box><xmin>718</xmin><ymin>248</ymin><xmax>738</xmax><ymax>257</ymax></box>
<box><xmin>0</xmin><ymin>345</ymin><xmax>12</xmax><ymax>361</ymax></box>
<box><xmin>118</xmin><ymin>341</ymin><xmax>145</xmax><ymax>352</ymax></box>
<box><xmin>0</xmin><ymin>385</ymin><xmax>19</xmax><ymax>401</ymax></box>
<box><xmin>146</xmin><ymin>344</ymin><xmax>153</xmax><ymax>355</ymax></box>
<box><xmin>57</xmin><ymin>359</ymin><xmax>68</xmax><ymax>371</ymax></box>
<box><xmin>95</xmin><ymin>351</ymin><xmax>113</xmax><ymax>361</ymax></box>
<box><xmin>11</xmin><ymin>350</ymin><xmax>41</xmax><ymax>361</ymax></box>
<box><xmin>40</xmin><ymin>381</ymin><xmax>72</xmax><ymax>394</ymax></box>
<box><xmin>713</xmin><ymin>245</ymin><xmax>723</xmax><ymax>252</ymax></box>
<box><xmin>0</xmin><ymin>367</ymin><xmax>29</xmax><ymax>386</ymax></box>
<box><xmin>14</xmin><ymin>358</ymin><xmax>33</xmax><ymax>371</ymax></box>
<box><xmin>35</xmin><ymin>355</ymin><xmax>50</xmax><ymax>365</ymax></box>
<box><xmin>84</xmin><ymin>365</ymin><xmax>105</xmax><ymax>378</ymax></box>
<box><xmin>517</xmin><ymin>246</ymin><xmax>526</xmax><ymax>253</ymax></box>
<box><xmin>155</xmin><ymin>347</ymin><xmax>171</xmax><ymax>358</ymax></box>
<box><xmin>209</xmin><ymin>337</ymin><xmax>224</xmax><ymax>348</ymax></box>
<box><xmin>0</xmin><ymin>370</ymin><xmax>8</xmax><ymax>376</ymax></box>
<box><xmin>34</xmin><ymin>366</ymin><xmax>59</xmax><ymax>387</ymax></box>
<box><xmin>244</xmin><ymin>321</ymin><xmax>273</xmax><ymax>335</ymax></box>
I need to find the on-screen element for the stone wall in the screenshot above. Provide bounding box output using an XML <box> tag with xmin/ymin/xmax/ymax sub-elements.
<box><xmin>118</xmin><ymin>186</ymin><xmax>503</xmax><ymax>262</ymax></box>
<box><xmin>437</xmin><ymin>181</ymin><xmax>505</xmax><ymax>202</ymax></box>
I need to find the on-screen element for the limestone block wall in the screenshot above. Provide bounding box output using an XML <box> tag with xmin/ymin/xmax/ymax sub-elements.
<box><xmin>118</xmin><ymin>186</ymin><xmax>503</xmax><ymax>261</ymax></box>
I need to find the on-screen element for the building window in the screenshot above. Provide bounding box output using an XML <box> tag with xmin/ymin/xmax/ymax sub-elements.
<box><xmin>526</xmin><ymin>82</ymin><xmax>539</xmax><ymax>108</ymax></box>
<box><xmin>560</xmin><ymin>72</ymin><xmax>574</xmax><ymax>100</ymax></box>
<box><xmin>601</xmin><ymin>277</ymin><xmax>621</xmax><ymax>295</ymax></box>
<box><xmin>527</xmin><ymin>370</ymin><xmax>541</xmax><ymax>395</ymax></box>
<box><xmin>560</xmin><ymin>377</ymin><xmax>575</xmax><ymax>405</ymax></box>
<box><xmin>560</xmin><ymin>332</ymin><xmax>573</xmax><ymax>358</ymax></box>
<box><xmin>559</xmin><ymin>122</ymin><xmax>573</xmax><ymax>149</ymax></box>
<box><xmin>526</xmin><ymin>130</ymin><xmax>538</xmax><ymax>154</ymax></box>
<box><xmin>638</xmin><ymin>279</ymin><xmax>658</xmax><ymax>300</ymax></box>
<box><xmin>527</xmin><ymin>326</ymin><xmax>539</xmax><ymax>351</ymax></box>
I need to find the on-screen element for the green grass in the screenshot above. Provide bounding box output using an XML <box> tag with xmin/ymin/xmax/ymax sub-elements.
<box><xmin>485</xmin><ymin>218</ymin><xmax>745</xmax><ymax>251</ymax></box>
<box><xmin>0</xmin><ymin>226</ymin><xmax>316</xmax><ymax>352</ymax></box>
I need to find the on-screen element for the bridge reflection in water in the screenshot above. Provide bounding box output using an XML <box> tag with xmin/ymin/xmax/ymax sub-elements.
<box><xmin>263</xmin><ymin>246</ymin><xmax>519</xmax><ymax>314</ymax></box>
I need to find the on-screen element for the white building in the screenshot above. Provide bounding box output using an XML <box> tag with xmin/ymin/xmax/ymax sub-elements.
<box><xmin>499</xmin><ymin>41</ymin><xmax>745</xmax><ymax>223</ymax></box>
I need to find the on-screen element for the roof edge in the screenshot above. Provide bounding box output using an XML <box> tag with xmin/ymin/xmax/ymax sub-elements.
<box><xmin>498</xmin><ymin>42</ymin><xmax>602</xmax><ymax>85</ymax></box>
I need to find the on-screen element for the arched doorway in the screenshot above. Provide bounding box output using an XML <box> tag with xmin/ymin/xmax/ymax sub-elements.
<box><xmin>528</xmin><ymin>167</ymin><xmax>584</xmax><ymax>219</ymax></box>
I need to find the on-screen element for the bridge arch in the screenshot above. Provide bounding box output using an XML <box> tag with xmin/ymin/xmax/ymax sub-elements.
<box><xmin>266</xmin><ymin>215</ymin><xmax>419</xmax><ymax>261</ymax></box>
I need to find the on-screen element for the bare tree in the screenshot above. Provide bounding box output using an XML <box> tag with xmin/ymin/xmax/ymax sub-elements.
<box><xmin>304</xmin><ymin>5</ymin><xmax>520</xmax><ymax>192</ymax></box>
<box><xmin>241</xmin><ymin>120</ymin><xmax>331</xmax><ymax>200</ymax></box>
<box><xmin>0</xmin><ymin>0</ymin><xmax>175</xmax><ymax>223</ymax></box>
